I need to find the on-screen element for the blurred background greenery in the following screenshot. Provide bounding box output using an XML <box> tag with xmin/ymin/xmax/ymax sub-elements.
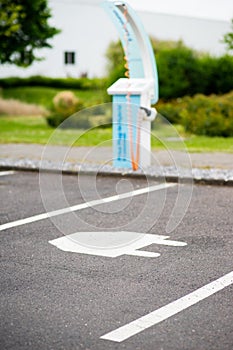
<box><xmin>0</xmin><ymin>38</ymin><xmax>233</xmax><ymax>152</ymax></box>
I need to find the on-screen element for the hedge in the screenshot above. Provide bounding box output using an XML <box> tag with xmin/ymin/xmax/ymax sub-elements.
<box><xmin>0</xmin><ymin>75</ymin><xmax>106</xmax><ymax>90</ymax></box>
<box><xmin>157</xmin><ymin>91</ymin><xmax>233</xmax><ymax>137</ymax></box>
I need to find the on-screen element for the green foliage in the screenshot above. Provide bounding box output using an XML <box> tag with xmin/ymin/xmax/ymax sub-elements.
<box><xmin>155</xmin><ymin>41</ymin><xmax>202</xmax><ymax>99</ymax></box>
<box><xmin>153</xmin><ymin>39</ymin><xmax>233</xmax><ymax>98</ymax></box>
<box><xmin>0</xmin><ymin>0</ymin><xmax>60</xmax><ymax>66</ymax></box>
<box><xmin>157</xmin><ymin>91</ymin><xmax>233</xmax><ymax>137</ymax></box>
<box><xmin>105</xmin><ymin>39</ymin><xmax>233</xmax><ymax>99</ymax></box>
<box><xmin>156</xmin><ymin>98</ymin><xmax>185</xmax><ymax>124</ymax></box>
<box><xmin>105</xmin><ymin>40</ymin><xmax>125</xmax><ymax>89</ymax></box>
<box><xmin>46</xmin><ymin>113</ymin><xmax>92</xmax><ymax>129</ymax></box>
<box><xmin>199</xmin><ymin>54</ymin><xmax>233</xmax><ymax>95</ymax></box>
<box><xmin>45</xmin><ymin>90</ymin><xmax>111</xmax><ymax>129</ymax></box>
<box><xmin>1</xmin><ymin>86</ymin><xmax>61</xmax><ymax>109</ymax></box>
<box><xmin>0</xmin><ymin>75</ymin><xmax>105</xmax><ymax>90</ymax></box>
<box><xmin>222</xmin><ymin>18</ymin><xmax>233</xmax><ymax>51</ymax></box>
<box><xmin>180</xmin><ymin>92</ymin><xmax>233</xmax><ymax>137</ymax></box>
<box><xmin>46</xmin><ymin>90</ymin><xmax>85</xmax><ymax>128</ymax></box>
<box><xmin>0</xmin><ymin>2</ymin><xmax>22</xmax><ymax>36</ymax></box>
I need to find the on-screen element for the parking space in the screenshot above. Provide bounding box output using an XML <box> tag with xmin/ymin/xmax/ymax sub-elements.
<box><xmin>0</xmin><ymin>171</ymin><xmax>233</xmax><ymax>350</ymax></box>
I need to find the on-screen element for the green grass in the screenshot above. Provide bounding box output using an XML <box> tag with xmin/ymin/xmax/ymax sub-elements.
<box><xmin>0</xmin><ymin>116</ymin><xmax>54</xmax><ymax>144</ymax></box>
<box><xmin>0</xmin><ymin>116</ymin><xmax>112</xmax><ymax>146</ymax></box>
<box><xmin>151</xmin><ymin>123</ymin><xmax>233</xmax><ymax>152</ymax></box>
<box><xmin>1</xmin><ymin>86</ymin><xmax>106</xmax><ymax>110</ymax></box>
<box><xmin>184</xmin><ymin>135</ymin><xmax>233</xmax><ymax>152</ymax></box>
<box><xmin>0</xmin><ymin>115</ymin><xmax>232</xmax><ymax>152</ymax></box>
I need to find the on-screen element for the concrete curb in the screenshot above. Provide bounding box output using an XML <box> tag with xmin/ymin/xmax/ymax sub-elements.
<box><xmin>1</xmin><ymin>159</ymin><xmax>233</xmax><ymax>186</ymax></box>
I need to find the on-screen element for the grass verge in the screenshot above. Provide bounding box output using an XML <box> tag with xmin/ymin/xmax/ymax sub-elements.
<box><xmin>0</xmin><ymin>115</ymin><xmax>232</xmax><ymax>152</ymax></box>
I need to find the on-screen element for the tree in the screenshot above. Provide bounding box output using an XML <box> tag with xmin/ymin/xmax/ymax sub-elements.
<box><xmin>0</xmin><ymin>0</ymin><xmax>60</xmax><ymax>66</ymax></box>
<box><xmin>223</xmin><ymin>19</ymin><xmax>233</xmax><ymax>51</ymax></box>
<box><xmin>155</xmin><ymin>42</ymin><xmax>201</xmax><ymax>99</ymax></box>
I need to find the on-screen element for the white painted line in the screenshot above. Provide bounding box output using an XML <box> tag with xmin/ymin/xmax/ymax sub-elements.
<box><xmin>100</xmin><ymin>270</ymin><xmax>233</xmax><ymax>342</ymax></box>
<box><xmin>0</xmin><ymin>171</ymin><xmax>15</xmax><ymax>176</ymax></box>
<box><xmin>0</xmin><ymin>182</ymin><xmax>176</xmax><ymax>231</ymax></box>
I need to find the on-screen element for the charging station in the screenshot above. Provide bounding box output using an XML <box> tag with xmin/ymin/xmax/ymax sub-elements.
<box><xmin>102</xmin><ymin>1</ymin><xmax>159</xmax><ymax>170</ymax></box>
<box><xmin>107</xmin><ymin>78</ymin><xmax>156</xmax><ymax>169</ymax></box>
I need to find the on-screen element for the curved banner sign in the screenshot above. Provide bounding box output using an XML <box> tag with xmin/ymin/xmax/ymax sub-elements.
<box><xmin>102</xmin><ymin>0</ymin><xmax>159</xmax><ymax>104</ymax></box>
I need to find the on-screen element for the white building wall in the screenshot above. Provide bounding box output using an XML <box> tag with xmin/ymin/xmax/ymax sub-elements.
<box><xmin>0</xmin><ymin>1</ymin><xmax>230</xmax><ymax>78</ymax></box>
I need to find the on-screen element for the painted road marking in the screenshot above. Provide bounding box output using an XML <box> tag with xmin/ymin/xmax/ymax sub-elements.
<box><xmin>49</xmin><ymin>232</ymin><xmax>187</xmax><ymax>258</ymax></box>
<box><xmin>100</xmin><ymin>270</ymin><xmax>233</xmax><ymax>342</ymax></box>
<box><xmin>0</xmin><ymin>183</ymin><xmax>176</xmax><ymax>231</ymax></box>
<box><xmin>0</xmin><ymin>171</ymin><xmax>15</xmax><ymax>176</ymax></box>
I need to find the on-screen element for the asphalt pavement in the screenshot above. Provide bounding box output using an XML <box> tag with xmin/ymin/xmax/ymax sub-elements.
<box><xmin>0</xmin><ymin>170</ymin><xmax>232</xmax><ymax>350</ymax></box>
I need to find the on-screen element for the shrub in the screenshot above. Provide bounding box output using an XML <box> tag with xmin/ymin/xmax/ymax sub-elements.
<box><xmin>46</xmin><ymin>91</ymin><xmax>111</xmax><ymax>129</ymax></box>
<box><xmin>0</xmin><ymin>76</ymin><xmax>106</xmax><ymax>90</ymax></box>
<box><xmin>156</xmin><ymin>98</ymin><xmax>185</xmax><ymax>124</ymax></box>
<box><xmin>155</xmin><ymin>91</ymin><xmax>233</xmax><ymax>137</ymax></box>
<box><xmin>156</xmin><ymin>43</ymin><xmax>202</xmax><ymax>99</ymax></box>
<box><xmin>46</xmin><ymin>90</ymin><xmax>85</xmax><ymax>128</ymax></box>
<box><xmin>53</xmin><ymin>91</ymin><xmax>80</xmax><ymax>116</ymax></box>
<box><xmin>180</xmin><ymin>92</ymin><xmax>233</xmax><ymax>137</ymax></box>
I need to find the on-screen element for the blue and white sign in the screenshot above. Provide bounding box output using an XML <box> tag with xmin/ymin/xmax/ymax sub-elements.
<box><xmin>103</xmin><ymin>1</ymin><xmax>159</xmax><ymax>169</ymax></box>
<box><xmin>102</xmin><ymin>0</ymin><xmax>159</xmax><ymax>103</ymax></box>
